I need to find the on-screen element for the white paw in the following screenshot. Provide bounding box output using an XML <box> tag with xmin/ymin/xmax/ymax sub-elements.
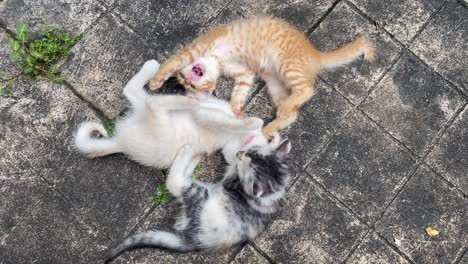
<box><xmin>140</xmin><ymin>60</ymin><xmax>160</xmax><ymax>78</ymax></box>
<box><xmin>79</xmin><ymin>122</ymin><xmax>109</xmax><ymax>138</ymax></box>
<box><xmin>178</xmin><ymin>144</ymin><xmax>195</xmax><ymax>157</ymax></box>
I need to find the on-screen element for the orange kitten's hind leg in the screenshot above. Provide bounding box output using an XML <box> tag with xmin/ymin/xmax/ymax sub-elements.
<box><xmin>264</xmin><ymin>75</ymin><xmax>289</xmax><ymax>106</ymax></box>
<box><xmin>262</xmin><ymin>79</ymin><xmax>314</xmax><ymax>136</ymax></box>
<box><xmin>262</xmin><ymin>111</ymin><xmax>298</xmax><ymax>136</ymax></box>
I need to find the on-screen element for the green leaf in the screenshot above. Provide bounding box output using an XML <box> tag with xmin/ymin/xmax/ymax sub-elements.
<box><xmin>49</xmin><ymin>64</ymin><xmax>58</xmax><ymax>74</ymax></box>
<box><xmin>192</xmin><ymin>164</ymin><xmax>202</xmax><ymax>180</ymax></box>
<box><xmin>149</xmin><ymin>182</ymin><xmax>171</xmax><ymax>206</ymax></box>
<box><xmin>53</xmin><ymin>76</ymin><xmax>65</xmax><ymax>83</ymax></box>
<box><xmin>16</xmin><ymin>23</ymin><xmax>29</xmax><ymax>43</ymax></box>
<box><xmin>104</xmin><ymin>119</ymin><xmax>117</xmax><ymax>137</ymax></box>
<box><xmin>31</xmin><ymin>51</ymin><xmax>44</xmax><ymax>59</ymax></box>
<box><xmin>10</xmin><ymin>51</ymin><xmax>21</xmax><ymax>61</ymax></box>
<box><xmin>9</xmin><ymin>39</ymin><xmax>21</xmax><ymax>51</ymax></box>
<box><xmin>4</xmin><ymin>23</ymin><xmax>81</xmax><ymax>92</ymax></box>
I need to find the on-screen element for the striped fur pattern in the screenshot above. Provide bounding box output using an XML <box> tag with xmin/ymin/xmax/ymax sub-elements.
<box><xmin>149</xmin><ymin>16</ymin><xmax>375</xmax><ymax>136</ymax></box>
<box><xmin>74</xmin><ymin>60</ymin><xmax>270</xmax><ymax>169</ymax></box>
<box><xmin>105</xmin><ymin>140</ymin><xmax>291</xmax><ymax>263</ymax></box>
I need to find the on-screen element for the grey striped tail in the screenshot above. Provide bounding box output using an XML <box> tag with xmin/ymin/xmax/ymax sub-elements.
<box><xmin>104</xmin><ymin>230</ymin><xmax>192</xmax><ymax>263</ymax></box>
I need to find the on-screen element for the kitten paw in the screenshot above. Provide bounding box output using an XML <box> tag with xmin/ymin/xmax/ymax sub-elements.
<box><xmin>262</xmin><ymin>126</ymin><xmax>279</xmax><ymax>139</ymax></box>
<box><xmin>231</xmin><ymin>101</ymin><xmax>244</xmax><ymax>118</ymax></box>
<box><xmin>267</xmin><ymin>132</ymin><xmax>281</xmax><ymax>144</ymax></box>
<box><xmin>149</xmin><ymin>68</ymin><xmax>175</xmax><ymax>90</ymax></box>
<box><xmin>149</xmin><ymin>78</ymin><xmax>163</xmax><ymax>90</ymax></box>
<box><xmin>178</xmin><ymin>144</ymin><xmax>195</xmax><ymax>157</ymax></box>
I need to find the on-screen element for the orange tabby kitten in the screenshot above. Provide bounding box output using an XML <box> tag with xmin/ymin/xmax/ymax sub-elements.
<box><xmin>149</xmin><ymin>16</ymin><xmax>375</xmax><ymax>136</ymax></box>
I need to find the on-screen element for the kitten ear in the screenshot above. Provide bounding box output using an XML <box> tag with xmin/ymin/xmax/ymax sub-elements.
<box><xmin>274</xmin><ymin>140</ymin><xmax>291</xmax><ymax>159</ymax></box>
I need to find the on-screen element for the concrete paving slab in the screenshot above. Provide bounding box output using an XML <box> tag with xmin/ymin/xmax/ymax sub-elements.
<box><xmin>360</xmin><ymin>52</ymin><xmax>466</xmax><ymax>155</ymax></box>
<box><xmin>246</xmin><ymin>80</ymin><xmax>354</xmax><ymax>167</ymax></box>
<box><xmin>306</xmin><ymin>111</ymin><xmax>417</xmax><ymax>225</ymax></box>
<box><xmin>349</xmin><ymin>0</ymin><xmax>446</xmax><ymax>44</ymax></box>
<box><xmin>426</xmin><ymin>105</ymin><xmax>468</xmax><ymax>196</ymax></box>
<box><xmin>376</xmin><ymin>165</ymin><xmax>468</xmax><ymax>263</ymax></box>
<box><xmin>62</xmin><ymin>12</ymin><xmax>156</xmax><ymax>118</ymax></box>
<box><xmin>0</xmin><ymin>0</ymin><xmax>105</xmax><ymax>34</ymax></box>
<box><xmin>310</xmin><ymin>1</ymin><xmax>403</xmax><ymax>105</ymax></box>
<box><xmin>411</xmin><ymin>1</ymin><xmax>468</xmax><ymax>95</ymax></box>
<box><xmin>347</xmin><ymin>232</ymin><xmax>410</xmax><ymax>264</ymax></box>
<box><xmin>254</xmin><ymin>174</ymin><xmax>368</xmax><ymax>263</ymax></box>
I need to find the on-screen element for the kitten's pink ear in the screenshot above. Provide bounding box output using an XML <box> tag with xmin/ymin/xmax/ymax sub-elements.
<box><xmin>274</xmin><ymin>140</ymin><xmax>291</xmax><ymax>159</ymax></box>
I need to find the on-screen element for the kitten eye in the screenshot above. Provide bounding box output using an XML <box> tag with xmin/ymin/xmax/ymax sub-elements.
<box><xmin>190</xmin><ymin>84</ymin><xmax>196</xmax><ymax>90</ymax></box>
<box><xmin>236</xmin><ymin>151</ymin><xmax>245</xmax><ymax>160</ymax></box>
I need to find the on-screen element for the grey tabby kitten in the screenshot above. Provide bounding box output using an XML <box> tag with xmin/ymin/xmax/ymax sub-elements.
<box><xmin>105</xmin><ymin>139</ymin><xmax>291</xmax><ymax>262</ymax></box>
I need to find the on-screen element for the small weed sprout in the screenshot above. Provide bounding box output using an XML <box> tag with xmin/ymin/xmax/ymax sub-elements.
<box><xmin>104</xmin><ymin>119</ymin><xmax>117</xmax><ymax>137</ymax></box>
<box><xmin>150</xmin><ymin>164</ymin><xmax>202</xmax><ymax>206</ymax></box>
<box><xmin>0</xmin><ymin>22</ymin><xmax>81</xmax><ymax>95</ymax></box>
<box><xmin>150</xmin><ymin>183</ymin><xmax>171</xmax><ymax>206</ymax></box>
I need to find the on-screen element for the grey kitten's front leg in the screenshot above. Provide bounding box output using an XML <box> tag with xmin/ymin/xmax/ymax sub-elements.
<box><xmin>166</xmin><ymin>145</ymin><xmax>196</xmax><ymax>198</ymax></box>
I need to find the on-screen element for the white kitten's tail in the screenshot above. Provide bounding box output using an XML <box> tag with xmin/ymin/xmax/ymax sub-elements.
<box><xmin>105</xmin><ymin>230</ymin><xmax>194</xmax><ymax>263</ymax></box>
<box><xmin>319</xmin><ymin>37</ymin><xmax>375</xmax><ymax>69</ymax></box>
<box><xmin>74</xmin><ymin>122</ymin><xmax>120</xmax><ymax>158</ymax></box>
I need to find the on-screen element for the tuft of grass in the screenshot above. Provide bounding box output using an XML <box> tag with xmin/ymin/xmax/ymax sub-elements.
<box><xmin>150</xmin><ymin>182</ymin><xmax>171</xmax><ymax>206</ymax></box>
<box><xmin>104</xmin><ymin>119</ymin><xmax>117</xmax><ymax>137</ymax></box>
<box><xmin>150</xmin><ymin>164</ymin><xmax>202</xmax><ymax>206</ymax></box>
<box><xmin>0</xmin><ymin>22</ymin><xmax>81</xmax><ymax>95</ymax></box>
<box><xmin>192</xmin><ymin>163</ymin><xmax>202</xmax><ymax>180</ymax></box>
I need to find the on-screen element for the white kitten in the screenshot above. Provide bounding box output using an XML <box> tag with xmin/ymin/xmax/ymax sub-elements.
<box><xmin>74</xmin><ymin>60</ymin><xmax>270</xmax><ymax>169</ymax></box>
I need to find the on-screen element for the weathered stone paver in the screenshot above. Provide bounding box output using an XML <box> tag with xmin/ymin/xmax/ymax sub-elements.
<box><xmin>360</xmin><ymin>51</ymin><xmax>466</xmax><ymax>155</ymax></box>
<box><xmin>1</xmin><ymin>0</ymin><xmax>467</xmax><ymax>263</ymax></box>
<box><xmin>232</xmin><ymin>245</ymin><xmax>269</xmax><ymax>264</ymax></box>
<box><xmin>310</xmin><ymin>1</ymin><xmax>403</xmax><ymax>105</ymax></box>
<box><xmin>246</xmin><ymin>80</ymin><xmax>353</xmax><ymax>167</ymax></box>
<box><xmin>411</xmin><ymin>1</ymin><xmax>468</xmax><ymax>95</ymax></box>
<box><xmin>306</xmin><ymin>111</ymin><xmax>417</xmax><ymax>224</ymax></box>
<box><xmin>347</xmin><ymin>232</ymin><xmax>410</xmax><ymax>264</ymax></box>
<box><xmin>0</xmin><ymin>0</ymin><xmax>106</xmax><ymax>34</ymax></box>
<box><xmin>376</xmin><ymin>165</ymin><xmax>468</xmax><ymax>263</ymax></box>
<box><xmin>235</xmin><ymin>0</ymin><xmax>335</xmax><ymax>31</ymax></box>
<box><xmin>349</xmin><ymin>0</ymin><xmax>446</xmax><ymax>44</ymax></box>
<box><xmin>0</xmin><ymin>175</ymin><xmax>108</xmax><ymax>264</ymax></box>
<box><xmin>254</xmin><ymin>174</ymin><xmax>368</xmax><ymax>263</ymax></box>
<box><xmin>426</xmin><ymin>105</ymin><xmax>468</xmax><ymax>196</ymax></box>
<box><xmin>0</xmin><ymin>28</ymin><xmax>163</xmax><ymax>262</ymax></box>
<box><xmin>114</xmin><ymin>0</ymin><xmax>227</xmax><ymax>58</ymax></box>
<box><xmin>62</xmin><ymin>12</ymin><xmax>156</xmax><ymax>118</ymax></box>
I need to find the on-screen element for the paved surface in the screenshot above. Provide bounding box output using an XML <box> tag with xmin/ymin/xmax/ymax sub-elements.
<box><xmin>1</xmin><ymin>0</ymin><xmax>467</xmax><ymax>263</ymax></box>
